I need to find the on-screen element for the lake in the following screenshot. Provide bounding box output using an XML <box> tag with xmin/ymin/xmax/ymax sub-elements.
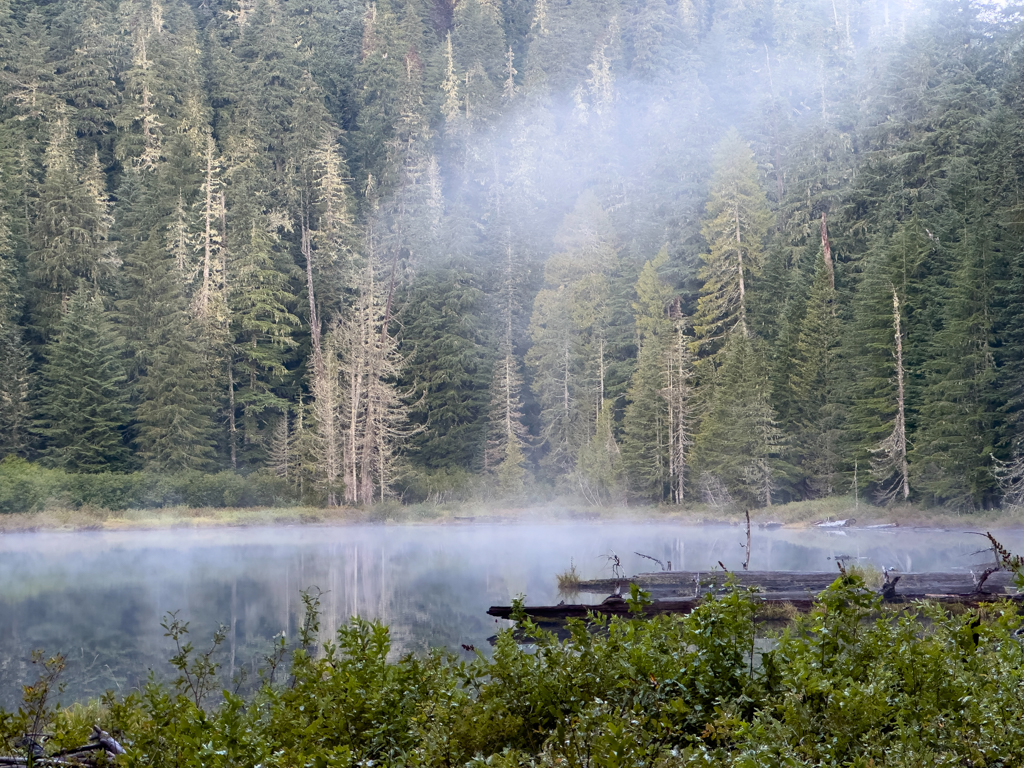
<box><xmin>1</xmin><ymin>520</ymin><xmax>1019</xmax><ymax>706</ymax></box>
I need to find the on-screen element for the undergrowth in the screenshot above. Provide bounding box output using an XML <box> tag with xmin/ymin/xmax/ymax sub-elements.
<box><xmin>4</xmin><ymin>559</ymin><xmax>1024</xmax><ymax>767</ymax></box>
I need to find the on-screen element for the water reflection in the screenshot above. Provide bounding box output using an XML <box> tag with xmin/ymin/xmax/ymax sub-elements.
<box><xmin>0</xmin><ymin>522</ymin><xmax>1020</xmax><ymax>705</ymax></box>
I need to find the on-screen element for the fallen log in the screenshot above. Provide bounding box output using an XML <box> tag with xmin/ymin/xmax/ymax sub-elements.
<box><xmin>816</xmin><ymin>518</ymin><xmax>856</xmax><ymax>528</ymax></box>
<box><xmin>0</xmin><ymin>727</ymin><xmax>125</xmax><ymax>766</ymax></box>
<box><xmin>489</xmin><ymin>589</ymin><xmax>1022</xmax><ymax>624</ymax></box>
<box><xmin>575</xmin><ymin>570</ymin><xmax>1017</xmax><ymax>596</ymax></box>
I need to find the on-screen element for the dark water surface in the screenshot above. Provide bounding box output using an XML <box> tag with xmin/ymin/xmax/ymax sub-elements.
<box><xmin>1</xmin><ymin>521</ymin><xmax>1020</xmax><ymax>706</ymax></box>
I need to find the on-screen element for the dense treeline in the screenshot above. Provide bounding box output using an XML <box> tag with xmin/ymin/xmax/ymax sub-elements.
<box><xmin>7</xmin><ymin>577</ymin><xmax>1024</xmax><ymax>766</ymax></box>
<box><xmin>2</xmin><ymin>0</ymin><xmax>1024</xmax><ymax>509</ymax></box>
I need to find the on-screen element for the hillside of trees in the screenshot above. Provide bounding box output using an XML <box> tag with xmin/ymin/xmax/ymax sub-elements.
<box><xmin>1</xmin><ymin>0</ymin><xmax>1023</xmax><ymax>510</ymax></box>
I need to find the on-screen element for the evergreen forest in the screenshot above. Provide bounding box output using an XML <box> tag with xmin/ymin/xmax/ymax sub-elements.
<box><xmin>2</xmin><ymin>0</ymin><xmax>1024</xmax><ymax>510</ymax></box>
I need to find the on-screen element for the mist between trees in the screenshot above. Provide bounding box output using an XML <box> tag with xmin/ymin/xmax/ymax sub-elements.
<box><xmin>0</xmin><ymin>0</ymin><xmax>1022</xmax><ymax>511</ymax></box>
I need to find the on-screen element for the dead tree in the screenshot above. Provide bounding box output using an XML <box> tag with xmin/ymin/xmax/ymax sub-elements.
<box><xmin>871</xmin><ymin>287</ymin><xmax>910</xmax><ymax>502</ymax></box>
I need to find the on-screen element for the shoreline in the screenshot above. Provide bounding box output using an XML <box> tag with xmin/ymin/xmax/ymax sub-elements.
<box><xmin>2</xmin><ymin>495</ymin><xmax>1023</xmax><ymax>533</ymax></box>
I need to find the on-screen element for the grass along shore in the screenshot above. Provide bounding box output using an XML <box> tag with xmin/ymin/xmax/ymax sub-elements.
<box><xmin>2</xmin><ymin>495</ymin><xmax>1024</xmax><ymax>533</ymax></box>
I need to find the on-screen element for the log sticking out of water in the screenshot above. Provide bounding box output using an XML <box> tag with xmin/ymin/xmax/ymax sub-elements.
<box><xmin>816</xmin><ymin>518</ymin><xmax>856</xmax><ymax>528</ymax></box>
<box><xmin>575</xmin><ymin>570</ymin><xmax>1018</xmax><ymax>596</ymax></box>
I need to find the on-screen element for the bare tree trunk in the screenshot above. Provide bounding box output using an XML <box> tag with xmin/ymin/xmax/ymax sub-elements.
<box><xmin>303</xmin><ymin>218</ymin><xmax>339</xmax><ymax>505</ymax></box>
<box><xmin>893</xmin><ymin>289</ymin><xmax>909</xmax><ymax>500</ymax></box>
<box><xmin>734</xmin><ymin>202</ymin><xmax>747</xmax><ymax>336</ymax></box>
<box><xmin>228</xmin><ymin>358</ymin><xmax>237</xmax><ymax>470</ymax></box>
<box><xmin>665</xmin><ymin>301</ymin><xmax>693</xmax><ymax>504</ymax></box>
<box><xmin>872</xmin><ymin>288</ymin><xmax>910</xmax><ymax>501</ymax></box>
<box><xmin>821</xmin><ymin>211</ymin><xmax>834</xmax><ymax>289</ymax></box>
<box><xmin>197</xmin><ymin>136</ymin><xmax>218</xmax><ymax>317</ymax></box>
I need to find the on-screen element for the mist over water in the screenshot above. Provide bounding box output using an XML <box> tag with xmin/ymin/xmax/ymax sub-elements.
<box><xmin>1</xmin><ymin>521</ymin><xmax>1021</xmax><ymax>706</ymax></box>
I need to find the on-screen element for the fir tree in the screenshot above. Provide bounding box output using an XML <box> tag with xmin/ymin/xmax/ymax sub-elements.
<box><xmin>692</xmin><ymin>332</ymin><xmax>782</xmax><ymax>506</ymax></box>
<box><xmin>692</xmin><ymin>129</ymin><xmax>772</xmax><ymax>358</ymax></box>
<box><xmin>399</xmin><ymin>269</ymin><xmax>490</xmax><ymax>471</ymax></box>
<box><xmin>621</xmin><ymin>248</ymin><xmax>674</xmax><ymax>500</ymax></box>
<box><xmin>789</xmin><ymin>256</ymin><xmax>845</xmax><ymax>497</ymax></box>
<box><xmin>0</xmin><ymin>215</ymin><xmax>29</xmax><ymax>457</ymax></box>
<box><xmin>484</xmin><ymin>243</ymin><xmax>530</xmax><ymax>493</ymax></box>
<box><xmin>29</xmin><ymin>115</ymin><xmax>113</xmax><ymax>335</ymax></box>
<box><xmin>33</xmin><ymin>286</ymin><xmax>130</xmax><ymax>471</ymax></box>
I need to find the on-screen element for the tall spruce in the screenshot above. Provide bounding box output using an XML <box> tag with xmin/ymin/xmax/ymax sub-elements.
<box><xmin>0</xmin><ymin>215</ymin><xmax>29</xmax><ymax>456</ymax></box>
<box><xmin>33</xmin><ymin>287</ymin><xmax>130</xmax><ymax>471</ymax></box>
<box><xmin>692</xmin><ymin>129</ymin><xmax>772</xmax><ymax>359</ymax></box>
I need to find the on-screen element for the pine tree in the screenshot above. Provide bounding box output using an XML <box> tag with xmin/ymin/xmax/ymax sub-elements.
<box><xmin>0</xmin><ymin>215</ymin><xmax>29</xmax><ymax>457</ymax></box>
<box><xmin>692</xmin><ymin>332</ymin><xmax>782</xmax><ymax>506</ymax></box>
<box><xmin>484</xmin><ymin>243</ymin><xmax>530</xmax><ymax>493</ymax></box>
<box><xmin>789</xmin><ymin>256</ymin><xmax>845</xmax><ymax>497</ymax></box>
<box><xmin>692</xmin><ymin>129</ymin><xmax>772</xmax><ymax>358</ymax></box>
<box><xmin>399</xmin><ymin>269</ymin><xmax>490</xmax><ymax>471</ymax></box>
<box><xmin>29</xmin><ymin>115</ymin><xmax>113</xmax><ymax>335</ymax></box>
<box><xmin>115</xmin><ymin>166</ymin><xmax>220</xmax><ymax>473</ymax></box>
<box><xmin>33</xmin><ymin>286</ymin><xmax>130</xmax><ymax>471</ymax></box>
<box><xmin>575</xmin><ymin>398</ymin><xmax>623</xmax><ymax>505</ymax></box>
<box><xmin>621</xmin><ymin>248</ymin><xmax>674</xmax><ymax>500</ymax></box>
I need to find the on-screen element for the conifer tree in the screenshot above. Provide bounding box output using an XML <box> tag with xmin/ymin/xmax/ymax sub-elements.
<box><xmin>338</xmin><ymin>215</ymin><xmax>416</xmax><ymax>505</ymax></box>
<box><xmin>575</xmin><ymin>399</ymin><xmax>623</xmax><ymax>505</ymax></box>
<box><xmin>399</xmin><ymin>269</ymin><xmax>490</xmax><ymax>471</ymax></box>
<box><xmin>51</xmin><ymin>0</ymin><xmax>119</xmax><ymax>148</ymax></box>
<box><xmin>869</xmin><ymin>287</ymin><xmax>910</xmax><ymax>503</ymax></box>
<box><xmin>0</xmin><ymin>216</ymin><xmax>29</xmax><ymax>457</ymax></box>
<box><xmin>911</xmin><ymin>210</ymin><xmax>1002</xmax><ymax>508</ymax></box>
<box><xmin>621</xmin><ymin>248</ymin><xmax>674</xmax><ymax>500</ymax></box>
<box><xmin>692</xmin><ymin>129</ymin><xmax>771</xmax><ymax>358</ymax></box>
<box><xmin>485</xmin><ymin>242</ymin><xmax>530</xmax><ymax>493</ymax></box>
<box><xmin>789</xmin><ymin>256</ymin><xmax>845</xmax><ymax>497</ymax></box>
<box><xmin>29</xmin><ymin>115</ymin><xmax>113</xmax><ymax>335</ymax></box>
<box><xmin>116</xmin><ymin>162</ymin><xmax>220</xmax><ymax>473</ymax></box>
<box><xmin>692</xmin><ymin>332</ymin><xmax>782</xmax><ymax>506</ymax></box>
<box><xmin>527</xmin><ymin>192</ymin><xmax>627</xmax><ymax>484</ymax></box>
<box><xmin>33</xmin><ymin>287</ymin><xmax>130</xmax><ymax>471</ymax></box>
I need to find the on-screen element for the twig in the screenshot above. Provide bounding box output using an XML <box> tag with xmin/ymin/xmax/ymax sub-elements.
<box><xmin>635</xmin><ymin>552</ymin><xmax>665</xmax><ymax>571</ymax></box>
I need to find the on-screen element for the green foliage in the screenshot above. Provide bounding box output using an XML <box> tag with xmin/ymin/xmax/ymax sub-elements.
<box><xmin>33</xmin><ymin>287</ymin><xmax>130</xmax><ymax>471</ymax></box>
<box><xmin>0</xmin><ymin>457</ymin><xmax>297</xmax><ymax>514</ymax></box>
<box><xmin>2</xmin><ymin>0</ymin><xmax>1024</xmax><ymax>508</ymax></box>
<box><xmin>399</xmin><ymin>269</ymin><xmax>491</xmax><ymax>471</ymax></box>
<box><xmin>12</xmin><ymin>576</ymin><xmax>1024</xmax><ymax>765</ymax></box>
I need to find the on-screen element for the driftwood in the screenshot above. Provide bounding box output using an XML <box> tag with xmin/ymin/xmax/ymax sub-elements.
<box><xmin>816</xmin><ymin>518</ymin><xmax>856</xmax><ymax>528</ymax></box>
<box><xmin>0</xmin><ymin>728</ymin><xmax>125</xmax><ymax>767</ymax></box>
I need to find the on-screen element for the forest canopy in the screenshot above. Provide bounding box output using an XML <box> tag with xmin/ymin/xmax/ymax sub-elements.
<box><xmin>1</xmin><ymin>0</ymin><xmax>1023</xmax><ymax>510</ymax></box>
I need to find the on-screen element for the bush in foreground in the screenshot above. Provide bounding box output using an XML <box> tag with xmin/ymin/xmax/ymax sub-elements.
<box><xmin>3</xmin><ymin>576</ymin><xmax>1024</xmax><ymax>767</ymax></box>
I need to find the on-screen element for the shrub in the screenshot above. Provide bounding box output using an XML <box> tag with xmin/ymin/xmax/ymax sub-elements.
<box><xmin>0</xmin><ymin>458</ymin><xmax>299</xmax><ymax>513</ymax></box>
<box><xmin>7</xmin><ymin>575</ymin><xmax>1024</xmax><ymax>766</ymax></box>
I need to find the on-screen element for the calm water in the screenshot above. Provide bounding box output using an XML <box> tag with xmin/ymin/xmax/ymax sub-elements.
<box><xmin>1</xmin><ymin>521</ymin><xmax>1020</xmax><ymax>706</ymax></box>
